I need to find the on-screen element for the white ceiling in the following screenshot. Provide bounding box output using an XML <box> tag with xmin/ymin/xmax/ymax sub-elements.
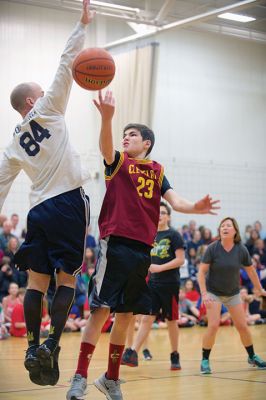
<box><xmin>5</xmin><ymin>0</ymin><xmax>266</xmax><ymax>43</ymax></box>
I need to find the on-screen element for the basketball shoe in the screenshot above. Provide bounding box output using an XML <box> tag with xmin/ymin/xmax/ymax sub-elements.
<box><xmin>66</xmin><ymin>374</ymin><xmax>88</xmax><ymax>400</ymax></box>
<box><xmin>94</xmin><ymin>373</ymin><xmax>124</xmax><ymax>400</ymax></box>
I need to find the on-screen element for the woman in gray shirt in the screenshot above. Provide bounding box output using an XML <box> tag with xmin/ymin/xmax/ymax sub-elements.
<box><xmin>198</xmin><ymin>217</ymin><xmax>266</xmax><ymax>374</ymax></box>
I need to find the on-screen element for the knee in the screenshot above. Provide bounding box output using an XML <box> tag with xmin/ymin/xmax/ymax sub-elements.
<box><xmin>207</xmin><ymin>323</ymin><xmax>220</xmax><ymax>334</ymax></box>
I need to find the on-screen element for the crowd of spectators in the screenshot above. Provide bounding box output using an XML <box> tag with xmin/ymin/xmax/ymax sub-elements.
<box><xmin>0</xmin><ymin>212</ymin><xmax>266</xmax><ymax>340</ymax></box>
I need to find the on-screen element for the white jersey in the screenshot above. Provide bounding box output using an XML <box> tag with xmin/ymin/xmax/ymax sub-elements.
<box><xmin>0</xmin><ymin>22</ymin><xmax>88</xmax><ymax>212</ymax></box>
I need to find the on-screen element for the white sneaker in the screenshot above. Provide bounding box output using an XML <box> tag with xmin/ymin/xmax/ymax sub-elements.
<box><xmin>94</xmin><ymin>373</ymin><xmax>124</xmax><ymax>400</ymax></box>
<box><xmin>66</xmin><ymin>374</ymin><xmax>87</xmax><ymax>400</ymax></box>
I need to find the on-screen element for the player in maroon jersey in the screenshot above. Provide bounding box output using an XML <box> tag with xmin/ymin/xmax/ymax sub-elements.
<box><xmin>66</xmin><ymin>90</ymin><xmax>220</xmax><ymax>400</ymax></box>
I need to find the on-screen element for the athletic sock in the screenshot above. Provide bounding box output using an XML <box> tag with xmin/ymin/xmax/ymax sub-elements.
<box><xmin>75</xmin><ymin>342</ymin><xmax>96</xmax><ymax>378</ymax></box>
<box><xmin>245</xmin><ymin>345</ymin><xmax>255</xmax><ymax>359</ymax></box>
<box><xmin>48</xmin><ymin>286</ymin><xmax>75</xmax><ymax>343</ymax></box>
<box><xmin>24</xmin><ymin>289</ymin><xmax>44</xmax><ymax>346</ymax></box>
<box><xmin>106</xmin><ymin>343</ymin><xmax>125</xmax><ymax>381</ymax></box>
<box><xmin>202</xmin><ymin>348</ymin><xmax>211</xmax><ymax>360</ymax></box>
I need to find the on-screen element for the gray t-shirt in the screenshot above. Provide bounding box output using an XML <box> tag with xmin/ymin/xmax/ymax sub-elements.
<box><xmin>202</xmin><ymin>240</ymin><xmax>252</xmax><ymax>296</ymax></box>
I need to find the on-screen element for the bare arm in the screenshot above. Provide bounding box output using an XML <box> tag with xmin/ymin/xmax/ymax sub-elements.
<box><xmin>163</xmin><ymin>189</ymin><xmax>220</xmax><ymax>215</ymax></box>
<box><xmin>198</xmin><ymin>262</ymin><xmax>214</xmax><ymax>307</ymax></box>
<box><xmin>149</xmin><ymin>248</ymin><xmax>185</xmax><ymax>273</ymax></box>
<box><xmin>93</xmin><ymin>90</ymin><xmax>115</xmax><ymax>164</ymax></box>
<box><xmin>244</xmin><ymin>266</ymin><xmax>266</xmax><ymax>296</ymax></box>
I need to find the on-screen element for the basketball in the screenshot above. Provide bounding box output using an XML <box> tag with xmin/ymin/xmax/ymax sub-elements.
<box><xmin>72</xmin><ymin>48</ymin><xmax>115</xmax><ymax>91</ymax></box>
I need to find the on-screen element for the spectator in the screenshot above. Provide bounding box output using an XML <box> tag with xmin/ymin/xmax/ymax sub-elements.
<box><xmin>201</xmin><ymin>228</ymin><xmax>212</xmax><ymax>245</ymax></box>
<box><xmin>10</xmin><ymin>213</ymin><xmax>22</xmax><ymax>239</ymax></box>
<box><xmin>178</xmin><ymin>288</ymin><xmax>199</xmax><ymax>326</ymax></box>
<box><xmin>245</xmin><ymin>229</ymin><xmax>260</xmax><ymax>255</ymax></box>
<box><xmin>0</xmin><ymin>214</ymin><xmax>7</xmax><ymax>235</ymax></box>
<box><xmin>244</xmin><ymin>225</ymin><xmax>253</xmax><ymax>242</ymax></box>
<box><xmin>0</xmin><ymin>302</ymin><xmax>10</xmax><ymax>340</ymax></box>
<box><xmin>187</xmin><ymin>230</ymin><xmax>203</xmax><ymax>253</ymax></box>
<box><xmin>254</xmin><ymin>221</ymin><xmax>266</xmax><ymax>241</ymax></box>
<box><xmin>184</xmin><ymin>279</ymin><xmax>200</xmax><ymax>304</ymax></box>
<box><xmin>181</xmin><ymin>224</ymin><xmax>191</xmax><ymax>244</ymax></box>
<box><xmin>85</xmin><ymin>225</ymin><xmax>97</xmax><ymax>250</ymax></box>
<box><xmin>253</xmin><ymin>239</ymin><xmax>266</xmax><ymax>266</ymax></box>
<box><xmin>81</xmin><ymin>247</ymin><xmax>96</xmax><ymax>286</ymax></box>
<box><xmin>4</xmin><ymin>237</ymin><xmax>28</xmax><ymax>288</ymax></box>
<box><xmin>2</xmin><ymin>282</ymin><xmax>19</xmax><ymax>327</ymax></box>
<box><xmin>240</xmin><ymin>287</ymin><xmax>263</xmax><ymax>325</ymax></box>
<box><xmin>10</xmin><ymin>288</ymin><xmax>27</xmax><ymax>337</ymax></box>
<box><xmin>0</xmin><ymin>220</ymin><xmax>15</xmax><ymax>252</ymax></box>
<box><xmin>0</xmin><ymin>259</ymin><xmax>19</xmax><ymax>301</ymax></box>
<box><xmin>188</xmin><ymin>220</ymin><xmax>197</xmax><ymax>238</ymax></box>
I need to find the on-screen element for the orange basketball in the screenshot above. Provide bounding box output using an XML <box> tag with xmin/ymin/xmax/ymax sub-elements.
<box><xmin>72</xmin><ymin>48</ymin><xmax>115</xmax><ymax>91</ymax></box>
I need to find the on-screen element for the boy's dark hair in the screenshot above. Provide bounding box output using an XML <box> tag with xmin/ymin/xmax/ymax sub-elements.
<box><xmin>123</xmin><ymin>123</ymin><xmax>155</xmax><ymax>156</ymax></box>
<box><xmin>160</xmin><ymin>201</ymin><xmax>171</xmax><ymax>215</ymax></box>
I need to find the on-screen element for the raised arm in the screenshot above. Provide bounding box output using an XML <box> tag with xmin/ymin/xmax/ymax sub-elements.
<box><xmin>93</xmin><ymin>90</ymin><xmax>115</xmax><ymax>164</ymax></box>
<box><xmin>163</xmin><ymin>189</ymin><xmax>220</xmax><ymax>215</ymax></box>
<box><xmin>41</xmin><ymin>0</ymin><xmax>95</xmax><ymax>115</ymax></box>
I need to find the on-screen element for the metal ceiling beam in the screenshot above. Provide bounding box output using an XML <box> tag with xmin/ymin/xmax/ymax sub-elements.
<box><xmin>154</xmin><ymin>0</ymin><xmax>176</xmax><ymax>24</ymax></box>
<box><xmin>104</xmin><ymin>0</ymin><xmax>260</xmax><ymax>48</ymax></box>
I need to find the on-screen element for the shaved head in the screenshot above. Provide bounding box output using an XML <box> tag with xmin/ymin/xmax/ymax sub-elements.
<box><xmin>10</xmin><ymin>82</ymin><xmax>43</xmax><ymax>114</ymax></box>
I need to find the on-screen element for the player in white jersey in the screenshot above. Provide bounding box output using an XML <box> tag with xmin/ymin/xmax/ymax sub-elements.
<box><xmin>0</xmin><ymin>0</ymin><xmax>94</xmax><ymax>387</ymax></box>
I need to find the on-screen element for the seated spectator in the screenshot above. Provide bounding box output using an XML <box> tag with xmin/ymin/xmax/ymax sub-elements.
<box><xmin>240</xmin><ymin>255</ymin><xmax>263</xmax><ymax>293</ymax></box>
<box><xmin>254</xmin><ymin>220</ymin><xmax>266</xmax><ymax>241</ymax></box>
<box><xmin>244</xmin><ymin>224</ymin><xmax>252</xmax><ymax>242</ymax></box>
<box><xmin>184</xmin><ymin>279</ymin><xmax>200</xmax><ymax>304</ymax></box>
<box><xmin>10</xmin><ymin>213</ymin><xmax>22</xmax><ymax>239</ymax></box>
<box><xmin>10</xmin><ymin>288</ymin><xmax>27</xmax><ymax>337</ymax></box>
<box><xmin>187</xmin><ymin>230</ymin><xmax>203</xmax><ymax>253</ymax></box>
<box><xmin>0</xmin><ymin>220</ymin><xmax>16</xmax><ymax>252</ymax></box>
<box><xmin>240</xmin><ymin>287</ymin><xmax>263</xmax><ymax>325</ymax></box>
<box><xmin>2</xmin><ymin>282</ymin><xmax>19</xmax><ymax>328</ymax></box>
<box><xmin>85</xmin><ymin>225</ymin><xmax>97</xmax><ymax>250</ymax></box>
<box><xmin>181</xmin><ymin>224</ymin><xmax>191</xmax><ymax>244</ymax></box>
<box><xmin>0</xmin><ymin>302</ymin><xmax>10</xmax><ymax>340</ymax></box>
<box><xmin>188</xmin><ymin>220</ymin><xmax>197</xmax><ymax>239</ymax></box>
<box><xmin>178</xmin><ymin>288</ymin><xmax>199</xmax><ymax>326</ymax></box>
<box><xmin>245</xmin><ymin>229</ymin><xmax>260</xmax><ymax>255</ymax></box>
<box><xmin>4</xmin><ymin>237</ymin><xmax>28</xmax><ymax>288</ymax></box>
<box><xmin>81</xmin><ymin>247</ymin><xmax>96</xmax><ymax>286</ymax></box>
<box><xmin>0</xmin><ymin>214</ymin><xmax>7</xmax><ymax>235</ymax></box>
<box><xmin>253</xmin><ymin>239</ymin><xmax>266</xmax><ymax>266</ymax></box>
<box><xmin>201</xmin><ymin>228</ymin><xmax>212</xmax><ymax>245</ymax></box>
<box><xmin>0</xmin><ymin>258</ymin><xmax>19</xmax><ymax>302</ymax></box>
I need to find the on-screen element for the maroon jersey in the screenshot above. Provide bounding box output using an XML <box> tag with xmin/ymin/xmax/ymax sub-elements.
<box><xmin>99</xmin><ymin>151</ymin><xmax>164</xmax><ymax>246</ymax></box>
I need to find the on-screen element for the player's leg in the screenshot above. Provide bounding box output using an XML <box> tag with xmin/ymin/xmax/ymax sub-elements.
<box><xmin>167</xmin><ymin>320</ymin><xmax>181</xmax><ymax>370</ymax></box>
<box><xmin>201</xmin><ymin>298</ymin><xmax>222</xmax><ymax>374</ymax></box>
<box><xmin>66</xmin><ymin>307</ymin><xmax>111</xmax><ymax>400</ymax></box>
<box><xmin>93</xmin><ymin>312</ymin><xmax>133</xmax><ymax>400</ymax></box>
<box><xmin>122</xmin><ymin>314</ymin><xmax>155</xmax><ymax>367</ymax></box>
<box><xmin>228</xmin><ymin>301</ymin><xmax>266</xmax><ymax>369</ymax></box>
<box><xmin>24</xmin><ymin>270</ymin><xmax>50</xmax><ymax>384</ymax></box>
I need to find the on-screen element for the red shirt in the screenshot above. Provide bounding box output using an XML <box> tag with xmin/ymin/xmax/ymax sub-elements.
<box><xmin>99</xmin><ymin>152</ymin><xmax>164</xmax><ymax>246</ymax></box>
<box><xmin>10</xmin><ymin>303</ymin><xmax>26</xmax><ymax>337</ymax></box>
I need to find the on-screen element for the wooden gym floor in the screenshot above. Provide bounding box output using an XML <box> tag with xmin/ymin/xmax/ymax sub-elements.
<box><xmin>0</xmin><ymin>325</ymin><xmax>265</xmax><ymax>400</ymax></box>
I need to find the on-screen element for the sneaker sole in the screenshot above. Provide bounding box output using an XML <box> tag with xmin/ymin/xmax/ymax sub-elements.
<box><xmin>170</xmin><ymin>366</ymin><xmax>181</xmax><ymax>371</ymax></box>
<box><xmin>121</xmin><ymin>362</ymin><xmax>138</xmax><ymax>367</ymax></box>
<box><xmin>36</xmin><ymin>347</ymin><xmax>60</xmax><ymax>386</ymax></box>
<box><xmin>200</xmin><ymin>370</ymin><xmax>212</xmax><ymax>374</ymax></box>
<box><xmin>94</xmin><ymin>380</ymin><xmax>113</xmax><ymax>400</ymax></box>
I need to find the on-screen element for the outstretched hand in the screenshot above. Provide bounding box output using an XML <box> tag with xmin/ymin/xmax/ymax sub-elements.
<box><xmin>194</xmin><ymin>194</ymin><xmax>220</xmax><ymax>215</ymax></box>
<box><xmin>93</xmin><ymin>90</ymin><xmax>115</xmax><ymax>121</ymax></box>
<box><xmin>81</xmin><ymin>0</ymin><xmax>95</xmax><ymax>25</ymax></box>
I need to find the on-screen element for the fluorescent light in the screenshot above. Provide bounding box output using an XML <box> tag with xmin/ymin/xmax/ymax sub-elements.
<box><xmin>218</xmin><ymin>12</ymin><xmax>256</xmax><ymax>23</ymax></box>
<box><xmin>90</xmin><ymin>1</ymin><xmax>140</xmax><ymax>13</ymax></box>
